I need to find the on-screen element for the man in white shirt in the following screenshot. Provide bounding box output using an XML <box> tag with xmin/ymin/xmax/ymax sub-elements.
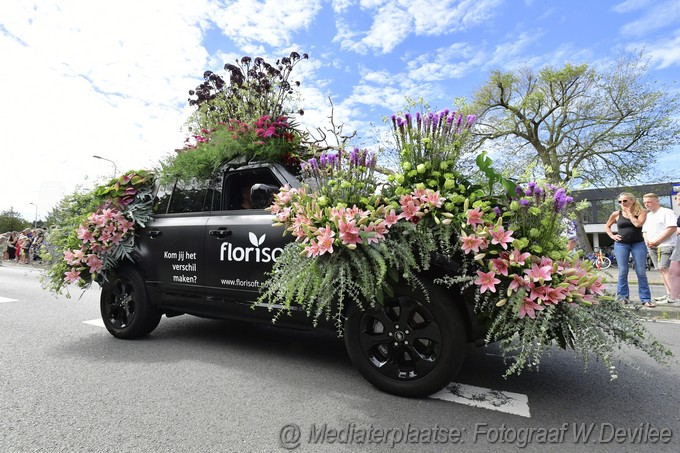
<box><xmin>642</xmin><ymin>193</ymin><xmax>678</xmax><ymax>303</ymax></box>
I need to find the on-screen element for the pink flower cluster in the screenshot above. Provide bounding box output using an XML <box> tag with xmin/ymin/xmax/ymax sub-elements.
<box><xmin>63</xmin><ymin>209</ymin><xmax>134</xmax><ymax>284</ymax></box>
<box><xmin>461</xmin><ymin>207</ymin><xmax>605</xmax><ymax>319</ymax></box>
<box><xmin>269</xmin><ymin>185</ymin><xmax>400</xmax><ymax>257</ymax></box>
<box><xmin>398</xmin><ymin>188</ymin><xmax>446</xmax><ymax>223</ymax></box>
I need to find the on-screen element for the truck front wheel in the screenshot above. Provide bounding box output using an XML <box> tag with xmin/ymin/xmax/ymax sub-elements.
<box><xmin>344</xmin><ymin>281</ymin><xmax>467</xmax><ymax>397</ymax></box>
<box><xmin>100</xmin><ymin>267</ymin><xmax>161</xmax><ymax>339</ymax></box>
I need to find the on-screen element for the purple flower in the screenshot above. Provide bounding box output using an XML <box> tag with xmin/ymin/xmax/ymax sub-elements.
<box><xmin>349</xmin><ymin>147</ymin><xmax>360</xmax><ymax>167</ymax></box>
<box><xmin>553</xmin><ymin>188</ymin><xmax>571</xmax><ymax>212</ymax></box>
<box><xmin>493</xmin><ymin>206</ymin><xmax>502</xmax><ymax>217</ymax></box>
<box><xmin>326</xmin><ymin>153</ymin><xmax>337</xmax><ymax>168</ymax></box>
<box><xmin>525</xmin><ymin>182</ymin><xmax>537</xmax><ymax>196</ymax></box>
<box><xmin>307</xmin><ymin>158</ymin><xmax>318</xmax><ymax>170</ymax></box>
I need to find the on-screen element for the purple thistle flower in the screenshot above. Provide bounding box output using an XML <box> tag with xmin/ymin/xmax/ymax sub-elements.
<box><xmin>466</xmin><ymin>114</ymin><xmax>477</xmax><ymax>127</ymax></box>
<box><xmin>319</xmin><ymin>153</ymin><xmax>327</xmax><ymax>168</ymax></box>
<box><xmin>307</xmin><ymin>158</ymin><xmax>318</xmax><ymax>170</ymax></box>
<box><xmin>520</xmin><ymin>199</ymin><xmax>530</xmax><ymax>207</ymax></box>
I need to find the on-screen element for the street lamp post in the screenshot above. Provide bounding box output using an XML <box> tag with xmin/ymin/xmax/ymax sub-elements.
<box><xmin>92</xmin><ymin>155</ymin><xmax>118</xmax><ymax>179</ymax></box>
<box><xmin>29</xmin><ymin>202</ymin><xmax>38</xmax><ymax>228</ymax></box>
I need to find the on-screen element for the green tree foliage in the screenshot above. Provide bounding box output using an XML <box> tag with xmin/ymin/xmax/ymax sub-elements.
<box><xmin>0</xmin><ymin>208</ymin><xmax>30</xmax><ymax>232</ymax></box>
<box><xmin>470</xmin><ymin>52</ymin><xmax>680</xmax><ymax>186</ymax></box>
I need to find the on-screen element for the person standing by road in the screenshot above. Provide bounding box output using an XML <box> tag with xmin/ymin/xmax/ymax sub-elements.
<box><xmin>605</xmin><ymin>193</ymin><xmax>652</xmax><ymax>307</ymax></box>
<box><xmin>665</xmin><ymin>193</ymin><xmax>680</xmax><ymax>304</ymax></box>
<box><xmin>642</xmin><ymin>193</ymin><xmax>677</xmax><ymax>304</ymax></box>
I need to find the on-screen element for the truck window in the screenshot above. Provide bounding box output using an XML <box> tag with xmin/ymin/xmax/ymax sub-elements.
<box><xmin>223</xmin><ymin>168</ymin><xmax>281</xmax><ymax>210</ymax></box>
<box><xmin>153</xmin><ymin>176</ymin><xmax>222</xmax><ymax>214</ymax></box>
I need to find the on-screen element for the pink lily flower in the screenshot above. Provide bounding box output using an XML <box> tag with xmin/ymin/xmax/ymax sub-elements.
<box><xmin>399</xmin><ymin>200</ymin><xmax>420</xmax><ymax>222</ymax></box>
<box><xmin>85</xmin><ymin>254</ymin><xmax>103</xmax><ymax>274</ymax></box>
<box><xmin>64</xmin><ymin>268</ymin><xmax>81</xmax><ymax>284</ymax></box>
<box><xmin>466</xmin><ymin>207</ymin><xmax>484</xmax><ymax>227</ymax></box>
<box><xmin>524</xmin><ymin>263</ymin><xmax>553</xmax><ymax>282</ymax></box>
<box><xmin>509</xmin><ymin>248</ymin><xmax>531</xmax><ymax>265</ymax></box>
<box><xmin>384</xmin><ymin>209</ymin><xmax>399</xmax><ymax>227</ymax></box>
<box><xmin>474</xmin><ymin>270</ymin><xmax>501</xmax><ymax>293</ymax></box>
<box><xmin>460</xmin><ymin>233</ymin><xmax>486</xmax><ymax>254</ymax></box>
<box><xmin>490</xmin><ymin>257</ymin><xmax>509</xmax><ymax>276</ymax></box>
<box><xmin>316</xmin><ymin>227</ymin><xmax>335</xmax><ymax>255</ymax></box>
<box><xmin>490</xmin><ymin>226</ymin><xmax>514</xmax><ymax>250</ymax></box>
<box><xmin>519</xmin><ymin>297</ymin><xmax>545</xmax><ymax>319</ymax></box>
<box><xmin>508</xmin><ymin>274</ymin><xmax>528</xmax><ymax>292</ymax></box>
<box><xmin>304</xmin><ymin>241</ymin><xmax>320</xmax><ymax>258</ymax></box>
<box><xmin>339</xmin><ymin>218</ymin><xmax>363</xmax><ymax>246</ymax></box>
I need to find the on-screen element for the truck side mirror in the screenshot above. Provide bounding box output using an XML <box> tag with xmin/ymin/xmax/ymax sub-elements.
<box><xmin>250</xmin><ymin>184</ymin><xmax>279</xmax><ymax>209</ymax></box>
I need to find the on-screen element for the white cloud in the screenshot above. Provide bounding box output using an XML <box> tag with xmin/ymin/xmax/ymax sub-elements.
<box><xmin>618</xmin><ymin>0</ymin><xmax>680</xmax><ymax>36</ymax></box>
<box><xmin>405</xmin><ymin>42</ymin><xmax>484</xmax><ymax>82</ymax></box>
<box><xmin>611</xmin><ymin>0</ymin><xmax>653</xmax><ymax>14</ymax></box>
<box><xmin>334</xmin><ymin>0</ymin><xmax>503</xmax><ymax>54</ymax></box>
<box><xmin>644</xmin><ymin>30</ymin><xmax>680</xmax><ymax>69</ymax></box>
<box><xmin>210</xmin><ymin>0</ymin><xmax>322</xmax><ymax>48</ymax></box>
<box><xmin>0</xmin><ymin>0</ymin><xmax>211</xmax><ymax>221</ymax></box>
<box><xmin>360</xmin><ymin>3</ymin><xmax>412</xmax><ymax>54</ymax></box>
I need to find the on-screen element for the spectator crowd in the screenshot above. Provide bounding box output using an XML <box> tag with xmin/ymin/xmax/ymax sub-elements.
<box><xmin>0</xmin><ymin>228</ymin><xmax>46</xmax><ymax>266</ymax></box>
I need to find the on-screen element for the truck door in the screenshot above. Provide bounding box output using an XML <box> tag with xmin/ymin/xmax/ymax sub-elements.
<box><xmin>136</xmin><ymin>176</ymin><xmax>219</xmax><ymax>302</ymax></box>
<box><xmin>203</xmin><ymin>167</ymin><xmax>292</xmax><ymax>302</ymax></box>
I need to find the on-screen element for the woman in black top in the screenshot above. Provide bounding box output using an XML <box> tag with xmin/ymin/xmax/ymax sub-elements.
<box><xmin>605</xmin><ymin>192</ymin><xmax>653</xmax><ymax>306</ymax></box>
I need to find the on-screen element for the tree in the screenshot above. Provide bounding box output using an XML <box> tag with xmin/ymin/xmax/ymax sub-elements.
<box><xmin>0</xmin><ymin>208</ymin><xmax>30</xmax><ymax>233</ymax></box>
<box><xmin>470</xmin><ymin>52</ymin><xmax>680</xmax><ymax>187</ymax></box>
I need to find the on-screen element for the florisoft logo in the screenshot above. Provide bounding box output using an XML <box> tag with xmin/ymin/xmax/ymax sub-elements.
<box><xmin>219</xmin><ymin>232</ymin><xmax>283</xmax><ymax>263</ymax></box>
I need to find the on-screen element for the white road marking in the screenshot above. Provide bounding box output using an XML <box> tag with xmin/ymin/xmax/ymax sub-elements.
<box><xmin>0</xmin><ymin>296</ymin><xmax>19</xmax><ymax>303</ymax></box>
<box><xmin>83</xmin><ymin>318</ymin><xmax>105</xmax><ymax>327</ymax></box>
<box><xmin>430</xmin><ymin>382</ymin><xmax>531</xmax><ymax>418</ymax></box>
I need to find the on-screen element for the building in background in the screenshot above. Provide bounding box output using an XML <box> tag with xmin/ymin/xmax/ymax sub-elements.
<box><xmin>572</xmin><ymin>182</ymin><xmax>680</xmax><ymax>250</ymax></box>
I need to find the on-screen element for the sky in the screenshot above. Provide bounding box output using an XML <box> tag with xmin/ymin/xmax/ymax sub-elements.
<box><xmin>2</xmin><ymin>0</ymin><xmax>680</xmax><ymax>223</ymax></box>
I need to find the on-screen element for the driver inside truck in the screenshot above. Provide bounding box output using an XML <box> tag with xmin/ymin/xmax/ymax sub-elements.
<box><xmin>240</xmin><ymin>185</ymin><xmax>253</xmax><ymax>209</ymax></box>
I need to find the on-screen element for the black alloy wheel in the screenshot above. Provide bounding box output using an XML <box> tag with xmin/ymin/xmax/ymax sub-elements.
<box><xmin>344</xmin><ymin>281</ymin><xmax>467</xmax><ymax>397</ymax></box>
<box><xmin>100</xmin><ymin>267</ymin><xmax>161</xmax><ymax>339</ymax></box>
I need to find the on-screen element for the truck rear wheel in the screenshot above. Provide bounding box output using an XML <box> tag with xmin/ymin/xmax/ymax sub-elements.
<box><xmin>344</xmin><ymin>281</ymin><xmax>467</xmax><ymax>397</ymax></box>
<box><xmin>100</xmin><ymin>267</ymin><xmax>161</xmax><ymax>339</ymax></box>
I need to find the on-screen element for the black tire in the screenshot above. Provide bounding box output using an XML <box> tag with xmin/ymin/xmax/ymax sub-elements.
<box><xmin>344</xmin><ymin>281</ymin><xmax>467</xmax><ymax>397</ymax></box>
<box><xmin>100</xmin><ymin>267</ymin><xmax>161</xmax><ymax>339</ymax></box>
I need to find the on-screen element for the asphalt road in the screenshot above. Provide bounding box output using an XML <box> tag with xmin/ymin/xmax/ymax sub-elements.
<box><xmin>1</xmin><ymin>263</ymin><xmax>680</xmax><ymax>452</ymax></box>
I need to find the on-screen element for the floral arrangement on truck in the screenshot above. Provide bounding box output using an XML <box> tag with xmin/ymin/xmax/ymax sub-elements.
<box><xmin>43</xmin><ymin>52</ymin><xmax>671</xmax><ymax>384</ymax></box>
